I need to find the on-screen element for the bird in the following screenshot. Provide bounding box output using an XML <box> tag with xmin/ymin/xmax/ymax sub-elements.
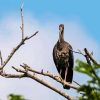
<box><xmin>53</xmin><ymin>24</ymin><xmax>74</xmax><ymax>89</ymax></box>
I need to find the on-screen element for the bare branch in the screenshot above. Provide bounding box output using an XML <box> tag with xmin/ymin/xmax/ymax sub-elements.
<box><xmin>27</xmin><ymin>73</ymin><xmax>74</xmax><ymax>100</ymax></box>
<box><xmin>73</xmin><ymin>80</ymin><xmax>81</xmax><ymax>87</ymax></box>
<box><xmin>12</xmin><ymin>66</ymin><xmax>74</xmax><ymax>100</ymax></box>
<box><xmin>20</xmin><ymin>0</ymin><xmax>24</xmax><ymax>40</ymax></box>
<box><xmin>20</xmin><ymin>64</ymin><xmax>78</xmax><ymax>90</ymax></box>
<box><xmin>0</xmin><ymin>72</ymin><xmax>25</xmax><ymax>78</ymax></box>
<box><xmin>0</xmin><ymin>51</ymin><xmax>3</xmax><ymax>65</ymax></box>
<box><xmin>71</xmin><ymin>49</ymin><xmax>85</xmax><ymax>56</ymax></box>
<box><xmin>71</xmin><ymin>48</ymin><xmax>100</xmax><ymax>66</ymax></box>
<box><xmin>84</xmin><ymin>48</ymin><xmax>99</xmax><ymax>65</ymax></box>
<box><xmin>0</xmin><ymin>32</ymin><xmax>38</xmax><ymax>70</ymax></box>
<box><xmin>26</xmin><ymin>31</ymin><xmax>39</xmax><ymax>39</ymax></box>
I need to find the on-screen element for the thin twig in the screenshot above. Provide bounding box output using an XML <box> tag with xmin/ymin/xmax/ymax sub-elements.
<box><xmin>73</xmin><ymin>80</ymin><xmax>81</xmax><ymax>86</ymax></box>
<box><xmin>27</xmin><ymin>31</ymin><xmax>39</xmax><ymax>39</ymax></box>
<box><xmin>84</xmin><ymin>48</ymin><xmax>99</xmax><ymax>65</ymax></box>
<box><xmin>70</xmin><ymin>49</ymin><xmax>85</xmax><ymax>56</ymax></box>
<box><xmin>0</xmin><ymin>51</ymin><xmax>3</xmax><ymax>66</ymax></box>
<box><xmin>20</xmin><ymin>0</ymin><xmax>24</xmax><ymax>40</ymax></box>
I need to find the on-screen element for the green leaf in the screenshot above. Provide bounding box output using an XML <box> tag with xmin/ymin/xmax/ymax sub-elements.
<box><xmin>75</xmin><ymin>60</ymin><xmax>100</xmax><ymax>100</ymax></box>
<box><xmin>8</xmin><ymin>94</ymin><xmax>26</xmax><ymax>100</ymax></box>
<box><xmin>75</xmin><ymin>60</ymin><xmax>94</xmax><ymax>78</ymax></box>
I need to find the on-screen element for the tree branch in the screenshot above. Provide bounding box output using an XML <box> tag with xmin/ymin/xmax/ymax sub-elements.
<box><xmin>0</xmin><ymin>72</ymin><xmax>25</xmax><ymax>78</ymax></box>
<box><xmin>0</xmin><ymin>51</ymin><xmax>3</xmax><ymax>66</ymax></box>
<box><xmin>0</xmin><ymin>32</ymin><xmax>38</xmax><ymax>70</ymax></box>
<box><xmin>20</xmin><ymin>0</ymin><xmax>24</xmax><ymax>40</ymax></box>
<box><xmin>20</xmin><ymin>64</ymin><xmax>78</xmax><ymax>90</ymax></box>
<box><xmin>12</xmin><ymin>66</ymin><xmax>74</xmax><ymax>100</ymax></box>
<box><xmin>84</xmin><ymin>48</ymin><xmax>100</xmax><ymax>65</ymax></box>
<box><xmin>71</xmin><ymin>49</ymin><xmax>85</xmax><ymax>56</ymax></box>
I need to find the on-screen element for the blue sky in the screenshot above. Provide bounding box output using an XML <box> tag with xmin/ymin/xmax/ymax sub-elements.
<box><xmin>0</xmin><ymin>0</ymin><xmax>100</xmax><ymax>42</ymax></box>
<box><xmin>0</xmin><ymin>0</ymin><xmax>100</xmax><ymax>100</ymax></box>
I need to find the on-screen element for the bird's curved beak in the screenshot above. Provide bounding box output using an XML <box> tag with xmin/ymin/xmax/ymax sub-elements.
<box><xmin>59</xmin><ymin>27</ymin><xmax>63</xmax><ymax>35</ymax></box>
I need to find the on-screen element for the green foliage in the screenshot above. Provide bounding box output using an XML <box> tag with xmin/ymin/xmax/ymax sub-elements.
<box><xmin>75</xmin><ymin>60</ymin><xmax>100</xmax><ymax>100</ymax></box>
<box><xmin>8</xmin><ymin>94</ymin><xmax>26</xmax><ymax>100</ymax></box>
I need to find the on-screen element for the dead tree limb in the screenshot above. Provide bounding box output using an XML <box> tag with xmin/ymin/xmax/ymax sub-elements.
<box><xmin>0</xmin><ymin>31</ymin><xmax>38</xmax><ymax>70</ymax></box>
<box><xmin>12</xmin><ymin>66</ymin><xmax>74</xmax><ymax>100</ymax></box>
<box><xmin>20</xmin><ymin>64</ymin><xmax>78</xmax><ymax>90</ymax></box>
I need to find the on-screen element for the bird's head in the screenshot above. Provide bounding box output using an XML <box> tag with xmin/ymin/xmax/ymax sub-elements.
<box><xmin>59</xmin><ymin>24</ymin><xmax>64</xmax><ymax>33</ymax></box>
<box><xmin>59</xmin><ymin>24</ymin><xmax>64</xmax><ymax>42</ymax></box>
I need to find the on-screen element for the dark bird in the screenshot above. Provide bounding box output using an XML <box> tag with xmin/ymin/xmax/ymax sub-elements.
<box><xmin>53</xmin><ymin>24</ymin><xmax>74</xmax><ymax>89</ymax></box>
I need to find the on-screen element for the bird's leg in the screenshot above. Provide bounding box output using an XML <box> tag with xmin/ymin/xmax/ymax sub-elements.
<box><xmin>64</xmin><ymin>67</ymin><xmax>68</xmax><ymax>86</ymax></box>
<box><xmin>60</xmin><ymin>68</ymin><xmax>62</xmax><ymax>76</ymax></box>
<box><xmin>57</xmin><ymin>69</ymin><xmax>63</xmax><ymax>81</ymax></box>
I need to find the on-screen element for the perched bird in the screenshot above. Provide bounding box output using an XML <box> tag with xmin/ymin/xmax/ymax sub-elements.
<box><xmin>53</xmin><ymin>24</ymin><xmax>74</xmax><ymax>89</ymax></box>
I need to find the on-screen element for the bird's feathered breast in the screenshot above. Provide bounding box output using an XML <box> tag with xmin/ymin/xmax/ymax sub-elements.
<box><xmin>53</xmin><ymin>40</ymin><xmax>74</xmax><ymax>70</ymax></box>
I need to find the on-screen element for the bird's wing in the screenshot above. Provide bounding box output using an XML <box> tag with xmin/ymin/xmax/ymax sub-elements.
<box><xmin>68</xmin><ymin>45</ymin><xmax>74</xmax><ymax>68</ymax></box>
<box><xmin>64</xmin><ymin>44</ymin><xmax>74</xmax><ymax>84</ymax></box>
<box><xmin>53</xmin><ymin>44</ymin><xmax>59</xmax><ymax>71</ymax></box>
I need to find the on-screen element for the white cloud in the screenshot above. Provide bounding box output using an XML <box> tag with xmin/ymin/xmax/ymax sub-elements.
<box><xmin>0</xmin><ymin>15</ymin><xmax>99</xmax><ymax>100</ymax></box>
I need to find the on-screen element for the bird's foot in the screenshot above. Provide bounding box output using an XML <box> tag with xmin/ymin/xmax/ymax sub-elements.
<box><xmin>63</xmin><ymin>80</ymin><xmax>66</xmax><ymax>86</ymax></box>
<box><xmin>63</xmin><ymin>80</ymin><xmax>70</xmax><ymax>89</ymax></box>
<box><xmin>54</xmin><ymin>74</ymin><xmax>63</xmax><ymax>80</ymax></box>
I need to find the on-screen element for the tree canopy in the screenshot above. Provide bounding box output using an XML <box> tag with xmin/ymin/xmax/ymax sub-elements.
<box><xmin>75</xmin><ymin>60</ymin><xmax>100</xmax><ymax>100</ymax></box>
